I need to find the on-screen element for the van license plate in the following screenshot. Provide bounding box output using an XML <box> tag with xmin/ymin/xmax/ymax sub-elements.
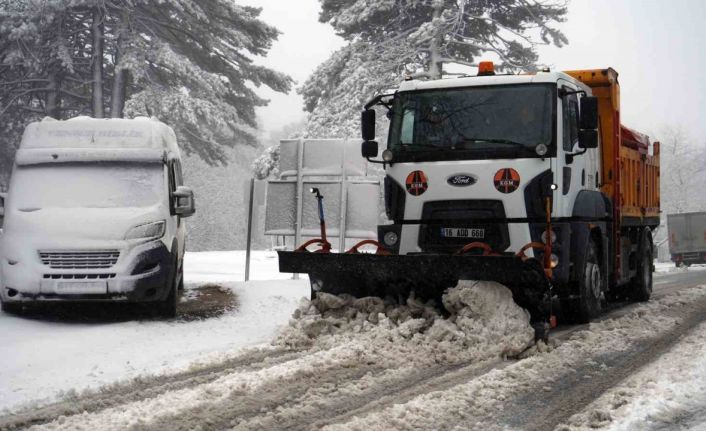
<box><xmin>440</xmin><ymin>228</ymin><xmax>485</xmax><ymax>239</ymax></box>
<box><xmin>56</xmin><ymin>281</ymin><xmax>107</xmax><ymax>295</ymax></box>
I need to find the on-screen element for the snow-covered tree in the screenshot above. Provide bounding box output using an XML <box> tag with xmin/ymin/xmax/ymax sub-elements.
<box><xmin>0</xmin><ymin>0</ymin><xmax>292</xmax><ymax>172</ymax></box>
<box><xmin>659</xmin><ymin>126</ymin><xmax>706</xmax><ymax>214</ymax></box>
<box><xmin>302</xmin><ymin>0</ymin><xmax>568</xmax><ymax>138</ymax></box>
<box><xmin>251</xmin><ymin>120</ymin><xmax>305</xmax><ymax>179</ymax></box>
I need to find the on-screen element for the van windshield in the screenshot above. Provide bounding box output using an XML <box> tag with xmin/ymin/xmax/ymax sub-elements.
<box><xmin>11</xmin><ymin>163</ymin><xmax>165</xmax><ymax>210</ymax></box>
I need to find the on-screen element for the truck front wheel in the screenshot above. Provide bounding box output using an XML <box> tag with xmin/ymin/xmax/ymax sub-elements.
<box><xmin>575</xmin><ymin>239</ymin><xmax>603</xmax><ymax>323</ymax></box>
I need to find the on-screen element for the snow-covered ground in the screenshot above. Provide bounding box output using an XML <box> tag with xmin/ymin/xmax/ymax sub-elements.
<box><xmin>3</xmin><ymin>252</ymin><xmax>706</xmax><ymax>429</ymax></box>
<box><xmin>565</xmin><ymin>316</ymin><xmax>706</xmax><ymax>430</ymax></box>
<box><xmin>0</xmin><ymin>250</ymin><xmax>308</xmax><ymax>412</ymax></box>
<box><xmin>655</xmin><ymin>260</ymin><xmax>706</xmax><ymax>274</ymax></box>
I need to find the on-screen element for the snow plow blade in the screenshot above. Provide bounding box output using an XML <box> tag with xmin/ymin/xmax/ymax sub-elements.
<box><xmin>278</xmin><ymin>251</ymin><xmax>551</xmax><ymax>320</ymax></box>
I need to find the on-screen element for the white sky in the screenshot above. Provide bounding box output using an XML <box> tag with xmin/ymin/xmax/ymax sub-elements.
<box><xmin>247</xmin><ymin>0</ymin><xmax>706</xmax><ymax>142</ymax></box>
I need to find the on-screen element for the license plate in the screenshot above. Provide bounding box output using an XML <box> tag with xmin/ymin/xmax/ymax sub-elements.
<box><xmin>440</xmin><ymin>227</ymin><xmax>485</xmax><ymax>239</ymax></box>
<box><xmin>56</xmin><ymin>281</ymin><xmax>107</xmax><ymax>295</ymax></box>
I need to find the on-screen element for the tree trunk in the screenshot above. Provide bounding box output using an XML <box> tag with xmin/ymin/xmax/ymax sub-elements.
<box><xmin>110</xmin><ymin>11</ymin><xmax>128</xmax><ymax>119</ymax></box>
<box><xmin>92</xmin><ymin>7</ymin><xmax>105</xmax><ymax>118</ymax></box>
<box><xmin>45</xmin><ymin>74</ymin><xmax>61</xmax><ymax>119</ymax></box>
<box><xmin>427</xmin><ymin>5</ymin><xmax>444</xmax><ymax>79</ymax></box>
<box><xmin>111</xmin><ymin>53</ymin><xmax>128</xmax><ymax>118</ymax></box>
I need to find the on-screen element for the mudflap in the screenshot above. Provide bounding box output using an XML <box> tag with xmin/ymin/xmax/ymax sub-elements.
<box><xmin>278</xmin><ymin>251</ymin><xmax>552</xmax><ymax>327</ymax></box>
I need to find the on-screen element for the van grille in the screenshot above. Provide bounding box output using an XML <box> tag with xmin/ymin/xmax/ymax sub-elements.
<box><xmin>43</xmin><ymin>274</ymin><xmax>116</xmax><ymax>279</ymax></box>
<box><xmin>39</xmin><ymin>250</ymin><xmax>120</xmax><ymax>269</ymax></box>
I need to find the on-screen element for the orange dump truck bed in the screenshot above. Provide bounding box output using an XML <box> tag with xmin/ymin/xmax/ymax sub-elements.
<box><xmin>564</xmin><ymin>68</ymin><xmax>660</xmax><ymax>226</ymax></box>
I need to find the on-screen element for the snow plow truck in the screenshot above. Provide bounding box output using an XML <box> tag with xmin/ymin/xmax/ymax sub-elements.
<box><xmin>279</xmin><ymin>63</ymin><xmax>660</xmax><ymax>335</ymax></box>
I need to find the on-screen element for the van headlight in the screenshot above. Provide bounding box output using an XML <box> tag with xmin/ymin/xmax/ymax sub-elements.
<box><xmin>125</xmin><ymin>221</ymin><xmax>166</xmax><ymax>240</ymax></box>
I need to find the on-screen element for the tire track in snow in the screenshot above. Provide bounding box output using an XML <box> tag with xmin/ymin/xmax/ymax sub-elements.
<box><xmin>504</xmin><ymin>293</ymin><xmax>706</xmax><ymax>431</ymax></box>
<box><xmin>0</xmin><ymin>347</ymin><xmax>305</xmax><ymax>431</ymax></box>
<box><xmin>134</xmin><ymin>363</ymin><xmax>389</xmax><ymax>431</ymax></box>
<box><xmin>271</xmin><ymin>359</ymin><xmax>512</xmax><ymax>431</ymax></box>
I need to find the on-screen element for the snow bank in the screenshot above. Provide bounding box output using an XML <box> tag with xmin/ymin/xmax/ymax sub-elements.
<box><xmin>275</xmin><ymin>280</ymin><xmax>535</xmax><ymax>362</ymax></box>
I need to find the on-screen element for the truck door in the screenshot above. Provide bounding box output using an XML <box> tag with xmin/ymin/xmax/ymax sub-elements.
<box><xmin>688</xmin><ymin>213</ymin><xmax>706</xmax><ymax>252</ymax></box>
<box><xmin>558</xmin><ymin>81</ymin><xmax>598</xmax><ymax>216</ymax></box>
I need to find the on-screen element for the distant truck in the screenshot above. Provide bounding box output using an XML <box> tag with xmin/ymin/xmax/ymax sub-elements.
<box><xmin>668</xmin><ymin>211</ymin><xmax>706</xmax><ymax>266</ymax></box>
<box><xmin>0</xmin><ymin>117</ymin><xmax>195</xmax><ymax>316</ymax></box>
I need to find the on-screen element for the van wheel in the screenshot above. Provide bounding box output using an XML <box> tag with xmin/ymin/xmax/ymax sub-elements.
<box><xmin>1</xmin><ymin>301</ymin><xmax>23</xmax><ymax>315</ymax></box>
<box><xmin>155</xmin><ymin>257</ymin><xmax>178</xmax><ymax>318</ymax></box>
<box><xmin>575</xmin><ymin>239</ymin><xmax>603</xmax><ymax>323</ymax></box>
<box><xmin>628</xmin><ymin>232</ymin><xmax>653</xmax><ymax>302</ymax></box>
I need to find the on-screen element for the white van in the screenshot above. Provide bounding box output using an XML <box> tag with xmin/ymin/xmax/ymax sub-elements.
<box><xmin>0</xmin><ymin>117</ymin><xmax>195</xmax><ymax>317</ymax></box>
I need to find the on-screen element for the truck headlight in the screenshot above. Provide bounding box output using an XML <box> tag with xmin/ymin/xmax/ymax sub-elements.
<box><xmin>125</xmin><ymin>221</ymin><xmax>166</xmax><ymax>240</ymax></box>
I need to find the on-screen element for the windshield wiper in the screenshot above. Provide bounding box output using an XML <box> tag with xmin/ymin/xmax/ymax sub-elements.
<box><xmin>461</xmin><ymin>138</ymin><xmax>528</xmax><ymax>148</ymax></box>
<box><xmin>400</xmin><ymin>143</ymin><xmax>445</xmax><ymax>151</ymax></box>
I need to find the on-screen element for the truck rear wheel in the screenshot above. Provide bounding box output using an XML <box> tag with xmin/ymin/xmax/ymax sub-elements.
<box><xmin>575</xmin><ymin>240</ymin><xmax>603</xmax><ymax>323</ymax></box>
<box><xmin>628</xmin><ymin>232</ymin><xmax>653</xmax><ymax>302</ymax></box>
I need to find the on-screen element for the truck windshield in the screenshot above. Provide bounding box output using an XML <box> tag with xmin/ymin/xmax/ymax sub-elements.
<box><xmin>388</xmin><ymin>84</ymin><xmax>555</xmax><ymax>162</ymax></box>
<box><xmin>10</xmin><ymin>163</ymin><xmax>164</xmax><ymax>210</ymax></box>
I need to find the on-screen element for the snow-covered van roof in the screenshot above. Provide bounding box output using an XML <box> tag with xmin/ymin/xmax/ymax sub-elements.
<box><xmin>16</xmin><ymin>117</ymin><xmax>180</xmax><ymax>166</ymax></box>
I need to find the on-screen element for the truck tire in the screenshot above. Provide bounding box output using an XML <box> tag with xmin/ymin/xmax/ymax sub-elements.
<box><xmin>154</xmin><ymin>257</ymin><xmax>179</xmax><ymax>318</ymax></box>
<box><xmin>628</xmin><ymin>232</ymin><xmax>653</xmax><ymax>302</ymax></box>
<box><xmin>575</xmin><ymin>239</ymin><xmax>603</xmax><ymax>323</ymax></box>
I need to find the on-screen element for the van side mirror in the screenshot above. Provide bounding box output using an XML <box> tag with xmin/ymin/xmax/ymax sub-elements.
<box><xmin>361</xmin><ymin>140</ymin><xmax>378</xmax><ymax>158</ymax></box>
<box><xmin>578</xmin><ymin>129</ymin><xmax>598</xmax><ymax>149</ymax></box>
<box><xmin>361</xmin><ymin>109</ymin><xmax>376</xmax><ymax>141</ymax></box>
<box><xmin>580</xmin><ymin>97</ymin><xmax>598</xmax><ymax>130</ymax></box>
<box><xmin>173</xmin><ymin>186</ymin><xmax>195</xmax><ymax>218</ymax></box>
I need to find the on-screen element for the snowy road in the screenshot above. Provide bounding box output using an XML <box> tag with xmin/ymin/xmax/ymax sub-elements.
<box><xmin>2</xmin><ymin>268</ymin><xmax>706</xmax><ymax>430</ymax></box>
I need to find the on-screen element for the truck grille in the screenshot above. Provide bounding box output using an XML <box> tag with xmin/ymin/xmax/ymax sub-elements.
<box><xmin>39</xmin><ymin>250</ymin><xmax>120</xmax><ymax>269</ymax></box>
<box><xmin>418</xmin><ymin>200</ymin><xmax>510</xmax><ymax>253</ymax></box>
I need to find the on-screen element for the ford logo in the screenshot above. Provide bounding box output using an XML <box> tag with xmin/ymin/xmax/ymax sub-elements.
<box><xmin>447</xmin><ymin>174</ymin><xmax>477</xmax><ymax>187</ymax></box>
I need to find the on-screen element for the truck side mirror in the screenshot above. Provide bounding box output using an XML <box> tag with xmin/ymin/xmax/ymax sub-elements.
<box><xmin>361</xmin><ymin>140</ymin><xmax>378</xmax><ymax>158</ymax></box>
<box><xmin>173</xmin><ymin>186</ymin><xmax>196</xmax><ymax>218</ymax></box>
<box><xmin>361</xmin><ymin>109</ymin><xmax>376</xmax><ymax>141</ymax></box>
<box><xmin>578</xmin><ymin>129</ymin><xmax>598</xmax><ymax>149</ymax></box>
<box><xmin>580</xmin><ymin>97</ymin><xmax>598</xmax><ymax>130</ymax></box>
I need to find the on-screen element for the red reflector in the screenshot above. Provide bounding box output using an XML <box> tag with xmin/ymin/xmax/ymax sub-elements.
<box><xmin>478</xmin><ymin>61</ymin><xmax>495</xmax><ymax>76</ymax></box>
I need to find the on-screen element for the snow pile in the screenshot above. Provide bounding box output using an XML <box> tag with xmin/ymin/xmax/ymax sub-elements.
<box><xmin>275</xmin><ymin>280</ymin><xmax>535</xmax><ymax>363</ymax></box>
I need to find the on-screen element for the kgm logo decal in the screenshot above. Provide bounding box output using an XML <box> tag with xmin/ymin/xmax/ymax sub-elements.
<box><xmin>493</xmin><ymin>168</ymin><xmax>521</xmax><ymax>193</ymax></box>
<box><xmin>406</xmin><ymin>170</ymin><xmax>428</xmax><ymax>196</ymax></box>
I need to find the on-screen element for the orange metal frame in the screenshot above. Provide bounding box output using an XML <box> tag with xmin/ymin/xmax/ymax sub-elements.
<box><xmin>564</xmin><ymin>68</ymin><xmax>661</xmax><ymax>280</ymax></box>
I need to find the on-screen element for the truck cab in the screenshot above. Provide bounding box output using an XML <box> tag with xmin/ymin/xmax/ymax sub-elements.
<box><xmin>0</xmin><ymin>117</ymin><xmax>195</xmax><ymax>317</ymax></box>
<box><xmin>369</xmin><ymin>67</ymin><xmax>599</xmax><ymax>272</ymax></box>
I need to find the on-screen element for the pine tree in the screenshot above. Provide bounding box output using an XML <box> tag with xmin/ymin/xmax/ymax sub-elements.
<box><xmin>0</xmin><ymin>0</ymin><xmax>292</xmax><ymax>171</ymax></box>
<box><xmin>302</xmin><ymin>0</ymin><xmax>568</xmax><ymax>138</ymax></box>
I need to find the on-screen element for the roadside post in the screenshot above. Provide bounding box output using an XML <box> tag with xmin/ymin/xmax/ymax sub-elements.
<box><xmin>244</xmin><ymin>178</ymin><xmax>255</xmax><ymax>282</ymax></box>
